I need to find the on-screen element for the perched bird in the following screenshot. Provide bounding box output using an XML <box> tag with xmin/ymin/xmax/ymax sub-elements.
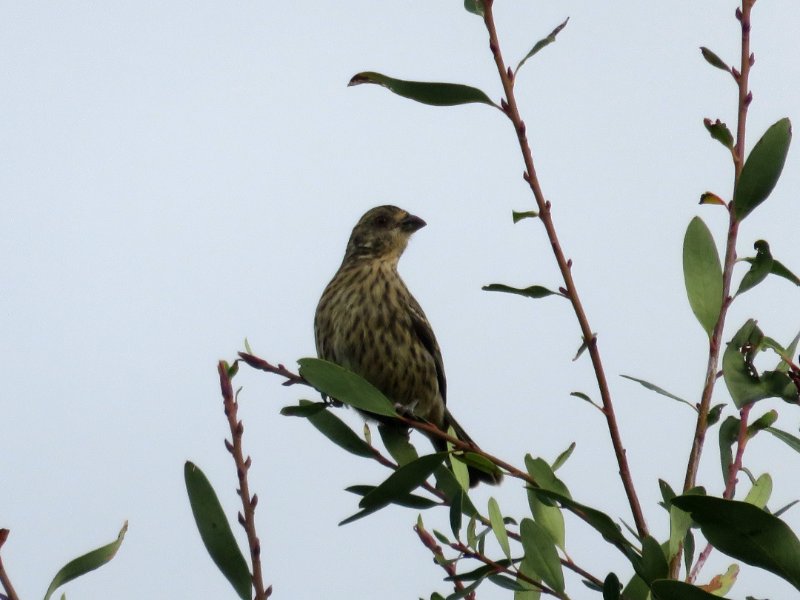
<box><xmin>314</xmin><ymin>205</ymin><xmax>501</xmax><ymax>486</ymax></box>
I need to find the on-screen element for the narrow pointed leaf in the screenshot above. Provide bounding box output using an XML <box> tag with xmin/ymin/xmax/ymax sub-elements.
<box><xmin>184</xmin><ymin>462</ymin><xmax>251</xmax><ymax>600</ymax></box>
<box><xmin>489</xmin><ymin>574</ymin><xmax>529</xmax><ymax>591</ymax></box>
<box><xmin>345</xmin><ymin>485</ymin><xmax>438</xmax><ymax>509</ymax></box>
<box><xmin>488</xmin><ymin>497</ymin><xmax>511</xmax><ymax>559</ymax></box>
<box><xmin>736</xmin><ymin>240</ymin><xmax>773</xmax><ymax>296</ymax></box>
<box><xmin>348</xmin><ymin>71</ymin><xmax>496</xmax><ymax>108</ymax></box>
<box><xmin>527</xmin><ymin>491</ymin><xmax>566</xmax><ymax>551</ymax></box>
<box><xmin>551</xmin><ymin>442</ymin><xmax>575</xmax><ymax>471</ymax></box>
<box><xmin>520</xmin><ymin>518</ymin><xmax>565</xmax><ymax>593</ymax></box>
<box><xmin>683</xmin><ymin>216</ymin><xmax>723</xmax><ymax>336</ymax></box>
<box><xmin>651</xmin><ymin>580</ymin><xmax>727</xmax><ymax>600</ymax></box>
<box><xmin>746</xmin><ymin>409</ymin><xmax>778</xmax><ymax>438</ymax></box>
<box><xmin>672</xmin><ymin>495</ymin><xmax>800</xmax><ymax>589</ymax></box>
<box><xmin>704</xmin><ymin>119</ymin><xmax>734</xmax><ymax>149</ymax></box>
<box><xmin>700</xmin><ymin>47</ymin><xmax>730</xmax><ymax>72</ymax></box>
<box><xmin>43</xmin><ymin>522</ymin><xmax>128</xmax><ymax>600</ymax></box>
<box><xmin>515</xmin><ymin>18</ymin><xmax>569</xmax><ymax>74</ymax></box>
<box><xmin>450</xmin><ymin>489</ymin><xmax>464</xmax><ymax>538</ymax></box>
<box><xmin>359</xmin><ymin>453</ymin><xmax>444</xmax><ymax>511</ymax></box>
<box><xmin>766</xmin><ymin>426</ymin><xmax>800</xmax><ymax>454</ymax></box>
<box><xmin>621</xmin><ymin>375</ymin><xmax>696</xmax><ymax>411</ymax></box>
<box><xmin>286</xmin><ymin>399</ymin><xmax>374</xmax><ymax>458</ymax></box>
<box><xmin>718</xmin><ymin>416</ymin><xmax>740</xmax><ymax>486</ymax></box>
<box><xmin>733</xmin><ymin>118</ymin><xmax>792</xmax><ymax>221</ymax></box>
<box><xmin>298</xmin><ymin>358</ymin><xmax>397</xmax><ymax>417</ymax></box>
<box><xmin>482</xmin><ymin>283</ymin><xmax>562</xmax><ymax>299</ymax></box>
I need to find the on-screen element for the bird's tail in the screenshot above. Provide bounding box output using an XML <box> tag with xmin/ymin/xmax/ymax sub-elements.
<box><xmin>441</xmin><ymin>408</ymin><xmax>503</xmax><ymax>487</ymax></box>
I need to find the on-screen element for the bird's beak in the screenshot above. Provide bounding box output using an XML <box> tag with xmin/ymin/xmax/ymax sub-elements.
<box><xmin>400</xmin><ymin>213</ymin><xmax>426</xmax><ymax>233</ymax></box>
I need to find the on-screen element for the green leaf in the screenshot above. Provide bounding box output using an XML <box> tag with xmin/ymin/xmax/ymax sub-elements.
<box><xmin>683</xmin><ymin>216</ymin><xmax>723</xmax><ymax>336</ymax></box>
<box><xmin>524</xmin><ymin>455</ymin><xmax>570</xmax><ymax>498</ymax></box>
<box><xmin>42</xmin><ymin>522</ymin><xmax>128</xmax><ymax>600</ymax></box>
<box><xmin>722</xmin><ymin>320</ymin><xmax>799</xmax><ymax>407</ymax></box>
<box><xmin>345</xmin><ymin>485</ymin><xmax>438</xmax><ymax>509</ymax></box>
<box><xmin>512</xmin><ymin>210</ymin><xmax>539</xmax><ymax>223</ymax></box>
<box><xmin>348</xmin><ymin>71</ymin><xmax>496</xmax><ymax>108</ymax></box>
<box><xmin>184</xmin><ymin>462</ymin><xmax>251</xmax><ymax>600</ymax></box>
<box><xmin>766</xmin><ymin>426</ymin><xmax>800</xmax><ymax>454</ymax></box>
<box><xmin>700</xmin><ymin>47</ymin><xmax>730</xmax><ymax>72</ymax></box>
<box><xmin>529</xmin><ymin>489</ymin><xmax>637</xmax><ymax>563</ymax></box>
<box><xmin>622</xmin><ymin>574</ymin><xmax>649</xmax><ymax>600</ymax></box>
<box><xmin>450</xmin><ymin>489</ymin><xmax>464</xmax><ymax>538</ymax></box>
<box><xmin>672</xmin><ymin>495</ymin><xmax>800</xmax><ymax>590</ymax></box>
<box><xmin>651</xmin><ymin>579</ymin><xmax>727</xmax><ymax>600</ymax></box>
<box><xmin>463</xmin><ymin>0</ymin><xmax>484</xmax><ymax>17</ymax></box>
<box><xmin>718</xmin><ymin>416</ymin><xmax>740</xmax><ymax>487</ymax></box>
<box><xmin>298</xmin><ymin>357</ymin><xmax>397</xmax><ymax>417</ymax></box>
<box><xmin>707</xmin><ymin>403</ymin><xmax>726</xmax><ymax>427</ymax></box>
<box><xmin>733</xmin><ymin>118</ymin><xmax>792</xmax><ymax>221</ymax></box>
<box><xmin>287</xmin><ymin>399</ymin><xmax>374</xmax><ymax>458</ymax></box>
<box><xmin>639</xmin><ymin>536</ymin><xmax>668</xmax><ymax>584</ymax></box>
<box><xmin>488</xmin><ymin>497</ymin><xmax>511</xmax><ymax>559</ymax></box>
<box><xmin>551</xmin><ymin>442</ymin><xmax>575</xmax><ymax>471</ymax></box>
<box><xmin>489</xmin><ymin>574</ymin><xmax>529</xmax><ymax>591</ymax></box>
<box><xmin>746</xmin><ymin>409</ymin><xmax>778</xmax><ymax>438</ymax></box>
<box><xmin>704</xmin><ymin>118</ymin><xmax>734</xmax><ymax>149</ymax></box>
<box><xmin>659</xmin><ymin>479</ymin><xmax>676</xmax><ymax>507</ymax></box>
<box><xmin>527</xmin><ymin>491</ymin><xmax>566</xmax><ymax>551</ymax></box>
<box><xmin>379</xmin><ymin>424</ymin><xmax>419</xmax><ymax>466</ymax></box>
<box><xmin>736</xmin><ymin>240</ymin><xmax>773</xmax><ymax>296</ymax></box>
<box><xmin>742</xmin><ymin>257</ymin><xmax>800</xmax><ymax>287</ymax></box>
<box><xmin>602</xmin><ymin>572</ymin><xmax>621</xmax><ymax>599</ymax></box>
<box><xmin>515</xmin><ymin>18</ymin><xmax>569</xmax><ymax>74</ymax></box>
<box><xmin>744</xmin><ymin>473</ymin><xmax>773</xmax><ymax>509</ymax></box>
<box><xmin>482</xmin><ymin>283</ymin><xmax>562</xmax><ymax>299</ymax></box>
<box><xmin>359</xmin><ymin>453</ymin><xmax>444</xmax><ymax>512</ymax></box>
<box><xmin>621</xmin><ymin>374</ymin><xmax>696</xmax><ymax>411</ymax></box>
<box><xmin>684</xmin><ymin>530</ymin><xmax>696</xmax><ymax>575</ymax></box>
<box><xmin>520</xmin><ymin>518</ymin><xmax>565</xmax><ymax>594</ymax></box>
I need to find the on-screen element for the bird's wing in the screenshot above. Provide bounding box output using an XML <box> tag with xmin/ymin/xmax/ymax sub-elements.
<box><xmin>407</xmin><ymin>297</ymin><xmax>447</xmax><ymax>404</ymax></box>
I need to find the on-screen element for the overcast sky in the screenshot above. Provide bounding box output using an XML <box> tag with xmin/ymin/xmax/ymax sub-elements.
<box><xmin>2</xmin><ymin>2</ymin><xmax>799</xmax><ymax>599</ymax></box>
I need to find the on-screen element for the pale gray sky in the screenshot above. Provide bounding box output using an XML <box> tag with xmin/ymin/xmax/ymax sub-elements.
<box><xmin>2</xmin><ymin>2</ymin><xmax>799</xmax><ymax>599</ymax></box>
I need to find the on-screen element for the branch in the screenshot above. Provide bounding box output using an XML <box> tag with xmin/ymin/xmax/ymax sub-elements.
<box><xmin>479</xmin><ymin>0</ymin><xmax>648</xmax><ymax>537</ymax></box>
<box><xmin>0</xmin><ymin>529</ymin><xmax>20</xmax><ymax>600</ymax></box>
<box><xmin>414</xmin><ymin>522</ymin><xmax>476</xmax><ymax>600</ymax></box>
<box><xmin>682</xmin><ymin>0</ymin><xmax>754</xmax><ymax>493</ymax></box>
<box><xmin>218</xmin><ymin>362</ymin><xmax>271</xmax><ymax>599</ymax></box>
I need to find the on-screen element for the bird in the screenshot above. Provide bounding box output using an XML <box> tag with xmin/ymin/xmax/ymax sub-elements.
<box><xmin>314</xmin><ymin>205</ymin><xmax>501</xmax><ymax>486</ymax></box>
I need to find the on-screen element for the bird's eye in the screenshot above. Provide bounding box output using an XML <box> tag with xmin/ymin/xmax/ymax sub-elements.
<box><xmin>373</xmin><ymin>215</ymin><xmax>390</xmax><ymax>228</ymax></box>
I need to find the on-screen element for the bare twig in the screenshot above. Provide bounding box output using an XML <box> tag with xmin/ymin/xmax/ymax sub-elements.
<box><xmin>218</xmin><ymin>362</ymin><xmax>271</xmax><ymax>599</ymax></box>
<box><xmin>478</xmin><ymin>0</ymin><xmax>648</xmax><ymax>537</ymax></box>
<box><xmin>0</xmin><ymin>529</ymin><xmax>20</xmax><ymax>600</ymax></box>
<box><xmin>238</xmin><ymin>352</ymin><xmax>306</xmax><ymax>386</ymax></box>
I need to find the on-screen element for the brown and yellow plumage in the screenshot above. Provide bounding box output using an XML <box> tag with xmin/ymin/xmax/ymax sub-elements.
<box><xmin>314</xmin><ymin>205</ymin><xmax>501</xmax><ymax>486</ymax></box>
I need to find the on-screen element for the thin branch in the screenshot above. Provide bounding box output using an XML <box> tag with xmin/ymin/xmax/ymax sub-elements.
<box><xmin>414</xmin><ymin>523</ymin><xmax>476</xmax><ymax>600</ymax></box>
<box><xmin>478</xmin><ymin>0</ymin><xmax>648</xmax><ymax>537</ymax></box>
<box><xmin>238</xmin><ymin>352</ymin><xmax>306</xmax><ymax>386</ymax></box>
<box><xmin>688</xmin><ymin>403</ymin><xmax>753</xmax><ymax>583</ymax></box>
<box><xmin>0</xmin><ymin>529</ymin><xmax>20</xmax><ymax>600</ymax></box>
<box><xmin>218</xmin><ymin>362</ymin><xmax>271</xmax><ymax>599</ymax></box>
<box><xmin>682</xmin><ymin>0</ymin><xmax>754</xmax><ymax>493</ymax></box>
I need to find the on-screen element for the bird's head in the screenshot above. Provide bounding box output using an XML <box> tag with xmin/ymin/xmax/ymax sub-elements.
<box><xmin>343</xmin><ymin>205</ymin><xmax>426</xmax><ymax>263</ymax></box>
